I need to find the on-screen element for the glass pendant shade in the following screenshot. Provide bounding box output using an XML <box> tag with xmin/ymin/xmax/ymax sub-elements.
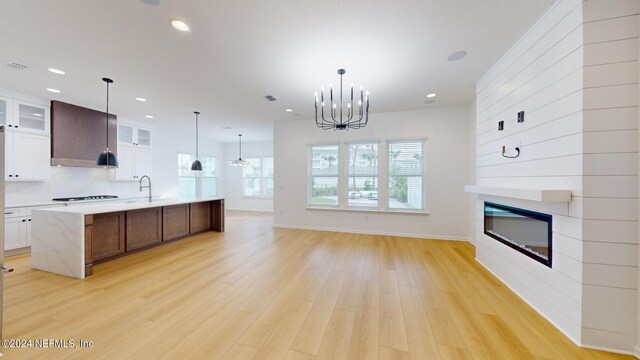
<box><xmin>97</xmin><ymin>77</ymin><xmax>118</xmax><ymax>168</ymax></box>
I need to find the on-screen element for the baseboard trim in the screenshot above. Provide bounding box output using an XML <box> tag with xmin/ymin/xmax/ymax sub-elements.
<box><xmin>272</xmin><ymin>223</ymin><xmax>470</xmax><ymax>242</ymax></box>
<box><xmin>581</xmin><ymin>344</ymin><xmax>638</xmax><ymax>358</ymax></box>
<box><xmin>633</xmin><ymin>345</ymin><xmax>640</xmax><ymax>359</ymax></box>
<box><xmin>226</xmin><ymin>208</ymin><xmax>274</xmax><ymax>212</ymax></box>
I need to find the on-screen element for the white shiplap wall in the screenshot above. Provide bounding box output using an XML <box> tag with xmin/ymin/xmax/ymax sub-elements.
<box><xmin>581</xmin><ymin>0</ymin><xmax>638</xmax><ymax>352</ymax></box>
<box><xmin>473</xmin><ymin>0</ymin><xmax>639</xmax><ymax>354</ymax></box>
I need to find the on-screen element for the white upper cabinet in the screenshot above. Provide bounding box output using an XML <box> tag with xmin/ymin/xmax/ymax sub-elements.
<box><xmin>112</xmin><ymin>122</ymin><xmax>153</xmax><ymax>181</ymax></box>
<box><xmin>6</xmin><ymin>131</ymin><xmax>51</xmax><ymax>181</ymax></box>
<box><xmin>0</xmin><ymin>96</ymin><xmax>12</xmax><ymax>127</ymax></box>
<box><xmin>11</xmin><ymin>100</ymin><xmax>50</xmax><ymax>135</ymax></box>
<box><xmin>118</xmin><ymin>123</ymin><xmax>152</xmax><ymax>148</ymax></box>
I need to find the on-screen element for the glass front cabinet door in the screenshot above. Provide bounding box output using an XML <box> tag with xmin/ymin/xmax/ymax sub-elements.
<box><xmin>12</xmin><ymin>100</ymin><xmax>50</xmax><ymax>134</ymax></box>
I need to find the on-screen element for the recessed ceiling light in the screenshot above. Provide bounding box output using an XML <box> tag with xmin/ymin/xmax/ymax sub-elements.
<box><xmin>145</xmin><ymin>115</ymin><xmax>154</xmax><ymax>119</ymax></box>
<box><xmin>171</xmin><ymin>20</ymin><xmax>190</xmax><ymax>32</ymax></box>
<box><xmin>48</xmin><ymin>68</ymin><xmax>65</xmax><ymax>75</ymax></box>
<box><xmin>448</xmin><ymin>50</ymin><xmax>467</xmax><ymax>61</ymax></box>
<box><xmin>46</xmin><ymin>88</ymin><xmax>61</xmax><ymax>93</ymax></box>
<box><xmin>136</xmin><ymin>97</ymin><xmax>147</xmax><ymax>102</ymax></box>
<box><xmin>285</xmin><ymin>108</ymin><xmax>293</xmax><ymax>112</ymax></box>
<box><xmin>426</xmin><ymin>93</ymin><xmax>437</xmax><ymax>98</ymax></box>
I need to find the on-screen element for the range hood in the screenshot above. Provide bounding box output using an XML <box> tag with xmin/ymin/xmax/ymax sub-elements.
<box><xmin>50</xmin><ymin>101</ymin><xmax>117</xmax><ymax>168</ymax></box>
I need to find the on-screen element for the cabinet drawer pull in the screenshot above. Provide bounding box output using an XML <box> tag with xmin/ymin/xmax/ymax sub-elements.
<box><xmin>15</xmin><ymin>174</ymin><xmax>19</xmax><ymax>178</ymax></box>
<box><xmin>28</xmin><ymin>219</ymin><xmax>31</xmax><ymax>222</ymax></box>
<box><xmin>1</xmin><ymin>267</ymin><xmax>14</xmax><ymax>273</ymax></box>
<box><xmin>8</xmin><ymin>175</ymin><xmax>12</xmax><ymax>177</ymax></box>
<box><xmin>21</xmin><ymin>219</ymin><xmax>26</xmax><ymax>222</ymax></box>
<box><xmin>4</xmin><ymin>212</ymin><xmax>13</xmax><ymax>215</ymax></box>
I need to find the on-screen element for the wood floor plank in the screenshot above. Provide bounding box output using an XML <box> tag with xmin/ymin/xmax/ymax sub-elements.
<box><xmin>379</xmin><ymin>270</ymin><xmax>409</xmax><ymax>352</ymax></box>
<box><xmin>316</xmin><ymin>310</ymin><xmax>356</xmax><ymax>360</ymax></box>
<box><xmin>398</xmin><ymin>285</ymin><xmax>442</xmax><ymax>359</ymax></box>
<box><xmin>347</xmin><ymin>280</ymin><xmax>380</xmax><ymax>360</ymax></box>
<box><xmin>223</xmin><ymin>344</ymin><xmax>258</xmax><ymax>360</ymax></box>
<box><xmin>2</xmin><ymin>211</ymin><xmax>633</xmax><ymax>360</ymax></box>
<box><xmin>250</xmin><ymin>300</ymin><xmax>314</xmax><ymax>360</ymax></box>
<box><xmin>291</xmin><ymin>270</ymin><xmax>347</xmax><ymax>355</ymax></box>
<box><xmin>285</xmin><ymin>350</ymin><xmax>317</xmax><ymax>360</ymax></box>
<box><xmin>438</xmin><ymin>344</ymin><xmax>474</xmax><ymax>360</ymax></box>
<box><xmin>379</xmin><ymin>346</ymin><xmax>411</xmax><ymax>360</ymax></box>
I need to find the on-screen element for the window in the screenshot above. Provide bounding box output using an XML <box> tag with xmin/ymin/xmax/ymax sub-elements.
<box><xmin>347</xmin><ymin>143</ymin><xmax>379</xmax><ymax>207</ymax></box>
<box><xmin>243</xmin><ymin>157</ymin><xmax>273</xmax><ymax>198</ymax></box>
<box><xmin>178</xmin><ymin>153</ymin><xmax>218</xmax><ymax>198</ymax></box>
<box><xmin>309</xmin><ymin>145</ymin><xmax>339</xmax><ymax>206</ymax></box>
<box><xmin>388</xmin><ymin>140</ymin><xmax>424</xmax><ymax>210</ymax></box>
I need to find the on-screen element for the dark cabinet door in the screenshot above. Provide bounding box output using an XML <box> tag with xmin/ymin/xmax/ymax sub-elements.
<box><xmin>163</xmin><ymin>204</ymin><xmax>190</xmax><ymax>241</ymax></box>
<box><xmin>92</xmin><ymin>212</ymin><xmax>126</xmax><ymax>261</ymax></box>
<box><xmin>126</xmin><ymin>208</ymin><xmax>162</xmax><ymax>251</ymax></box>
<box><xmin>190</xmin><ymin>202</ymin><xmax>211</xmax><ymax>234</ymax></box>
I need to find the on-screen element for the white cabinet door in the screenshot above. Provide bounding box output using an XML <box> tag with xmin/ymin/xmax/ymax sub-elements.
<box><xmin>12</xmin><ymin>100</ymin><xmax>50</xmax><ymax>134</ymax></box>
<box><xmin>12</xmin><ymin>132</ymin><xmax>50</xmax><ymax>180</ymax></box>
<box><xmin>113</xmin><ymin>146</ymin><xmax>136</xmax><ymax>181</ymax></box>
<box><xmin>4</xmin><ymin>130</ymin><xmax>13</xmax><ymax>180</ymax></box>
<box><xmin>136</xmin><ymin>128</ymin><xmax>152</xmax><ymax>148</ymax></box>
<box><xmin>118</xmin><ymin>124</ymin><xmax>134</xmax><ymax>146</ymax></box>
<box><xmin>5</xmin><ymin>217</ymin><xmax>25</xmax><ymax>250</ymax></box>
<box><xmin>135</xmin><ymin>148</ymin><xmax>153</xmax><ymax>178</ymax></box>
<box><xmin>26</xmin><ymin>218</ymin><xmax>32</xmax><ymax>246</ymax></box>
<box><xmin>0</xmin><ymin>96</ymin><xmax>12</xmax><ymax>127</ymax></box>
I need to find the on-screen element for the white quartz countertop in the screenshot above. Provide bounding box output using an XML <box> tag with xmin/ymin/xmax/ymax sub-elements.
<box><xmin>31</xmin><ymin>196</ymin><xmax>224</xmax><ymax>215</ymax></box>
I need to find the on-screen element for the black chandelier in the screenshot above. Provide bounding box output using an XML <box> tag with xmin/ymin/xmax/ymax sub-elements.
<box><xmin>314</xmin><ymin>69</ymin><xmax>369</xmax><ymax>130</ymax></box>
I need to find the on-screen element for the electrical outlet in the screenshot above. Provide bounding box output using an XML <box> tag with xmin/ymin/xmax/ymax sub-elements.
<box><xmin>498</xmin><ymin>121</ymin><xmax>504</xmax><ymax>131</ymax></box>
<box><xmin>517</xmin><ymin>111</ymin><xmax>525</xmax><ymax>123</ymax></box>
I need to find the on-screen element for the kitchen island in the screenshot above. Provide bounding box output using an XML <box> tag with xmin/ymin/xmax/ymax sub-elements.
<box><xmin>31</xmin><ymin>197</ymin><xmax>224</xmax><ymax>278</ymax></box>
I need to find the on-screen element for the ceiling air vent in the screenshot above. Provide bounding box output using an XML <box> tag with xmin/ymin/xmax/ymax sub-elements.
<box><xmin>3</xmin><ymin>61</ymin><xmax>29</xmax><ymax>70</ymax></box>
<box><xmin>264</xmin><ymin>95</ymin><xmax>277</xmax><ymax>102</ymax></box>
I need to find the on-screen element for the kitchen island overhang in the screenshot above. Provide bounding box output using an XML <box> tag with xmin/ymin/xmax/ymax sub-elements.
<box><xmin>31</xmin><ymin>197</ymin><xmax>224</xmax><ymax>279</ymax></box>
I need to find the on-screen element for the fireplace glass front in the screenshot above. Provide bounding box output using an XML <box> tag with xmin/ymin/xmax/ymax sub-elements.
<box><xmin>484</xmin><ymin>202</ymin><xmax>552</xmax><ymax>267</ymax></box>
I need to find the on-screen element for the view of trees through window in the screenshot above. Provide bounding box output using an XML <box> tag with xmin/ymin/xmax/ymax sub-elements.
<box><xmin>310</xmin><ymin>145</ymin><xmax>339</xmax><ymax>206</ymax></box>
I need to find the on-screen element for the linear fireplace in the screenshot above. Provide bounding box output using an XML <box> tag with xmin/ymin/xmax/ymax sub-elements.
<box><xmin>484</xmin><ymin>202</ymin><xmax>552</xmax><ymax>267</ymax></box>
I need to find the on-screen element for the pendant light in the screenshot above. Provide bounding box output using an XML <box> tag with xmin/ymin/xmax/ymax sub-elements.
<box><xmin>191</xmin><ymin>111</ymin><xmax>203</xmax><ymax>171</ymax></box>
<box><xmin>228</xmin><ymin>134</ymin><xmax>250</xmax><ymax>167</ymax></box>
<box><xmin>97</xmin><ymin>78</ymin><xmax>118</xmax><ymax>167</ymax></box>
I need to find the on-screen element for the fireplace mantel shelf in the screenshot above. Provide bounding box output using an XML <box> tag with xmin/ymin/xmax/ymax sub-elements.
<box><xmin>464</xmin><ymin>185</ymin><xmax>572</xmax><ymax>203</ymax></box>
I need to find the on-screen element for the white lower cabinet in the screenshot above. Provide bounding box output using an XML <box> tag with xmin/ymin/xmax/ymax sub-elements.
<box><xmin>5</xmin><ymin>216</ymin><xmax>27</xmax><ymax>250</ymax></box>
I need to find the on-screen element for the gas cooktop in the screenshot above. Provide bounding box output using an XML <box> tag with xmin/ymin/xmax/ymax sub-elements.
<box><xmin>52</xmin><ymin>195</ymin><xmax>119</xmax><ymax>202</ymax></box>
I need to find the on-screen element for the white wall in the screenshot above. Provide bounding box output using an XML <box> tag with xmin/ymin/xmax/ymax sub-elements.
<box><xmin>472</xmin><ymin>0</ymin><xmax>639</xmax><ymax>354</ymax></box>
<box><xmin>224</xmin><ymin>140</ymin><xmax>273</xmax><ymax>211</ymax></box>
<box><xmin>273</xmin><ymin>105</ymin><xmax>472</xmax><ymax>240</ymax></box>
<box><xmin>467</xmin><ymin>101</ymin><xmax>476</xmax><ymax>244</ymax></box>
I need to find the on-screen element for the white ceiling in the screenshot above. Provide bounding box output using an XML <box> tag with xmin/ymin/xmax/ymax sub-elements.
<box><xmin>0</xmin><ymin>0</ymin><xmax>554</xmax><ymax>143</ymax></box>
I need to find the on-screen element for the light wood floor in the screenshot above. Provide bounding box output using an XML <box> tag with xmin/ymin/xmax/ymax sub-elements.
<box><xmin>1</xmin><ymin>211</ymin><xmax>634</xmax><ymax>359</ymax></box>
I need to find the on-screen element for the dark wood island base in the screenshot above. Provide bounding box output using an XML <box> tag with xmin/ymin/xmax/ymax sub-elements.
<box><xmin>84</xmin><ymin>199</ymin><xmax>224</xmax><ymax>276</ymax></box>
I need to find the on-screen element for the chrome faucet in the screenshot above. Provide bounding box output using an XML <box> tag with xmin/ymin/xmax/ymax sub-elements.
<box><xmin>139</xmin><ymin>175</ymin><xmax>152</xmax><ymax>202</ymax></box>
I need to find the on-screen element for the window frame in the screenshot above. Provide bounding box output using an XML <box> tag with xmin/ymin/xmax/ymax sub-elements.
<box><xmin>306</xmin><ymin>138</ymin><xmax>428</xmax><ymax>213</ymax></box>
<box><xmin>177</xmin><ymin>152</ymin><xmax>218</xmax><ymax>198</ymax></box>
<box><xmin>387</xmin><ymin>139</ymin><xmax>427</xmax><ymax>212</ymax></box>
<box><xmin>345</xmin><ymin>141</ymin><xmax>380</xmax><ymax>209</ymax></box>
<box><xmin>308</xmin><ymin>144</ymin><xmax>340</xmax><ymax>208</ymax></box>
<box><xmin>242</xmin><ymin>156</ymin><xmax>274</xmax><ymax>199</ymax></box>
